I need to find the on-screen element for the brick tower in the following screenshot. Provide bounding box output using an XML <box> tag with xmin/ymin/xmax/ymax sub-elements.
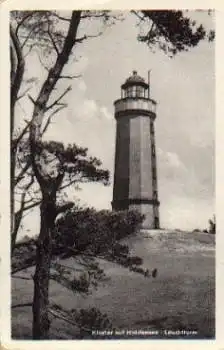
<box><xmin>112</xmin><ymin>71</ymin><xmax>160</xmax><ymax>229</ymax></box>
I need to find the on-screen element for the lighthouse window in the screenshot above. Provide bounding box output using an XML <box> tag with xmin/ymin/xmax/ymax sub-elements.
<box><xmin>125</xmin><ymin>86</ymin><xmax>146</xmax><ymax>98</ymax></box>
<box><xmin>136</xmin><ymin>86</ymin><xmax>144</xmax><ymax>98</ymax></box>
<box><xmin>126</xmin><ymin>87</ymin><xmax>133</xmax><ymax>97</ymax></box>
<box><xmin>153</xmin><ymin>191</ymin><xmax>158</xmax><ymax>199</ymax></box>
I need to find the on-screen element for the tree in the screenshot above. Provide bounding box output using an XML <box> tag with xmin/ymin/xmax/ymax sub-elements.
<box><xmin>10</xmin><ymin>10</ymin><xmax>121</xmax><ymax>252</ymax></box>
<box><xmin>10</xmin><ymin>11</ymin><xmax>111</xmax><ymax>338</ymax></box>
<box><xmin>133</xmin><ymin>10</ymin><xmax>214</xmax><ymax>56</ymax></box>
<box><xmin>208</xmin><ymin>215</ymin><xmax>216</xmax><ymax>234</ymax></box>
<box><xmin>10</xmin><ymin>10</ymin><xmax>214</xmax><ymax>339</ymax></box>
<box><xmin>10</xmin><ymin>24</ymin><xmax>25</xmax><ymax>249</ymax></box>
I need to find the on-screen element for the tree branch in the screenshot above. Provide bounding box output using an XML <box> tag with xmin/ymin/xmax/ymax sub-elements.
<box><xmin>45</xmin><ymin>86</ymin><xmax>71</xmax><ymax>112</ymax></box>
<box><xmin>36</xmin><ymin>51</ymin><xmax>50</xmax><ymax>72</ymax></box>
<box><xmin>20</xmin><ymin>19</ymin><xmax>49</xmax><ymax>50</ymax></box>
<box><xmin>15</xmin><ymin>12</ymin><xmax>34</xmax><ymax>37</ymax></box>
<box><xmin>41</xmin><ymin>105</ymin><xmax>66</xmax><ymax>135</ymax></box>
<box><xmin>48</xmin><ymin>306</ymin><xmax>92</xmax><ymax>333</ymax></box>
<box><xmin>131</xmin><ymin>10</ymin><xmax>145</xmax><ymax>22</ymax></box>
<box><xmin>15</xmin><ymin>159</ymin><xmax>32</xmax><ymax>186</ymax></box>
<box><xmin>17</xmin><ymin>86</ymin><xmax>32</xmax><ymax>101</ymax></box>
<box><xmin>11</xmin><ymin>175</ymin><xmax>35</xmax><ymax>252</ymax></box>
<box><xmin>59</xmin><ymin>74</ymin><xmax>81</xmax><ymax>80</ymax></box>
<box><xmin>12</xmin><ymin>275</ymin><xmax>32</xmax><ymax>280</ymax></box>
<box><xmin>12</xmin><ymin>119</ymin><xmax>32</xmax><ymax>151</ymax></box>
<box><xmin>47</xmin><ymin>20</ymin><xmax>59</xmax><ymax>55</ymax></box>
<box><xmin>12</xmin><ymin>302</ymin><xmax>33</xmax><ymax>309</ymax></box>
<box><xmin>21</xmin><ymin>199</ymin><xmax>42</xmax><ymax>213</ymax></box>
<box><xmin>146</xmin><ymin>22</ymin><xmax>155</xmax><ymax>44</ymax></box>
<box><xmin>48</xmin><ymin>307</ymin><xmax>77</xmax><ymax>327</ymax></box>
<box><xmin>80</xmin><ymin>11</ymin><xmax>110</xmax><ymax>19</ymax></box>
<box><xmin>51</xmin><ymin>12</ymin><xmax>71</xmax><ymax>22</ymax></box>
<box><xmin>76</xmin><ymin>32</ymin><xmax>103</xmax><ymax>43</ymax></box>
<box><xmin>10</xmin><ymin>24</ymin><xmax>25</xmax><ymax>135</ymax></box>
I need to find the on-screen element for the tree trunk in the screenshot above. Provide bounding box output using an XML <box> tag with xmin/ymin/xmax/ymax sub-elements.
<box><xmin>10</xmin><ymin>25</ymin><xmax>25</xmax><ymax>251</ymax></box>
<box><xmin>32</xmin><ymin>193</ymin><xmax>56</xmax><ymax>339</ymax></box>
<box><xmin>30</xmin><ymin>11</ymin><xmax>81</xmax><ymax>339</ymax></box>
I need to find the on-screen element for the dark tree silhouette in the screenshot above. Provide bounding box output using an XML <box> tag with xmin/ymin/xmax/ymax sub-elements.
<box><xmin>133</xmin><ymin>10</ymin><xmax>214</xmax><ymax>56</ymax></box>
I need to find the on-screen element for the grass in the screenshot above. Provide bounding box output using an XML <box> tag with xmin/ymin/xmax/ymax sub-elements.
<box><xmin>11</xmin><ymin>230</ymin><xmax>215</xmax><ymax>339</ymax></box>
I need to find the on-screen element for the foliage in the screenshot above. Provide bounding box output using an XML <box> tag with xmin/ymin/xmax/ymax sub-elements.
<box><xmin>135</xmin><ymin>10</ymin><xmax>214</xmax><ymax>56</ymax></box>
<box><xmin>18</xmin><ymin>139</ymin><xmax>109</xmax><ymax>188</ymax></box>
<box><xmin>54</xmin><ymin>207</ymin><xmax>144</xmax><ymax>255</ymax></box>
<box><xmin>12</xmin><ymin>207</ymin><xmax>147</xmax><ymax>337</ymax></box>
<box><xmin>10</xmin><ymin>10</ymin><xmax>118</xmax><ymax>58</ymax></box>
<box><xmin>208</xmin><ymin>215</ymin><xmax>216</xmax><ymax>234</ymax></box>
<box><xmin>127</xmin><ymin>256</ymin><xmax>143</xmax><ymax>266</ymax></box>
<box><xmin>112</xmin><ymin>242</ymin><xmax>129</xmax><ymax>257</ymax></box>
<box><xmin>71</xmin><ymin>307</ymin><xmax>112</xmax><ymax>338</ymax></box>
<box><xmin>48</xmin><ymin>303</ymin><xmax>112</xmax><ymax>338</ymax></box>
<box><xmin>12</xmin><ymin>208</ymin><xmax>144</xmax><ymax>277</ymax></box>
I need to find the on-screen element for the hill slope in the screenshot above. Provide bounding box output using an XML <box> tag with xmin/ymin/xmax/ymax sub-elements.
<box><xmin>12</xmin><ymin>230</ymin><xmax>215</xmax><ymax>339</ymax></box>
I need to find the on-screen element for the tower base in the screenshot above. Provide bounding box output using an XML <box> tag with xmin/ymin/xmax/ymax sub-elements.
<box><xmin>129</xmin><ymin>203</ymin><xmax>159</xmax><ymax>229</ymax></box>
<box><xmin>112</xmin><ymin>200</ymin><xmax>160</xmax><ymax>230</ymax></box>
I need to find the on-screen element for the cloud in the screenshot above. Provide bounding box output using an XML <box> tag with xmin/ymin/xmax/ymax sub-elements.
<box><xmin>77</xmin><ymin>99</ymin><xmax>98</xmax><ymax>118</ymax></box>
<box><xmin>166</xmin><ymin>152</ymin><xmax>185</xmax><ymax>170</ymax></box>
<box><xmin>158</xmin><ymin>148</ymin><xmax>186</xmax><ymax>171</ymax></box>
<box><xmin>78</xmin><ymin>80</ymin><xmax>87</xmax><ymax>92</ymax></box>
<box><xmin>100</xmin><ymin>106</ymin><xmax>113</xmax><ymax>120</ymax></box>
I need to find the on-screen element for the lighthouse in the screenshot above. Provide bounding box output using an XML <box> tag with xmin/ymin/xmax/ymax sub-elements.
<box><xmin>112</xmin><ymin>71</ymin><xmax>160</xmax><ymax>229</ymax></box>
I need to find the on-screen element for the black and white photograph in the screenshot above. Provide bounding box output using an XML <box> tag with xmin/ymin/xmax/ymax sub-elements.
<box><xmin>6</xmin><ymin>7</ymin><xmax>216</xmax><ymax>341</ymax></box>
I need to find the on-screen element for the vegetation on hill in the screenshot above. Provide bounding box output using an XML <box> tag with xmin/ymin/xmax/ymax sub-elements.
<box><xmin>13</xmin><ymin>208</ymin><xmax>157</xmax><ymax>337</ymax></box>
<box><xmin>12</xmin><ymin>229</ymin><xmax>215</xmax><ymax>339</ymax></box>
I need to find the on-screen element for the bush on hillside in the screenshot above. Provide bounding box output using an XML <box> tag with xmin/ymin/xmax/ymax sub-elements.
<box><xmin>112</xmin><ymin>243</ymin><xmax>129</xmax><ymax>257</ymax></box>
<box><xmin>193</xmin><ymin>229</ymin><xmax>201</xmax><ymax>233</ymax></box>
<box><xmin>54</xmin><ymin>208</ymin><xmax>144</xmax><ymax>255</ymax></box>
<box><xmin>70</xmin><ymin>273</ymin><xmax>90</xmax><ymax>293</ymax></box>
<box><xmin>71</xmin><ymin>307</ymin><xmax>112</xmax><ymax>338</ymax></box>
<box><xmin>209</xmin><ymin>217</ymin><xmax>216</xmax><ymax>234</ymax></box>
<box><xmin>127</xmin><ymin>256</ymin><xmax>143</xmax><ymax>266</ymax></box>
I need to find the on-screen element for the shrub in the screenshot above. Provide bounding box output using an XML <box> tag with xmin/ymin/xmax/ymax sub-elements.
<box><xmin>112</xmin><ymin>243</ymin><xmax>129</xmax><ymax>257</ymax></box>
<box><xmin>129</xmin><ymin>265</ymin><xmax>145</xmax><ymax>274</ymax></box>
<box><xmin>54</xmin><ymin>207</ymin><xmax>144</xmax><ymax>255</ymax></box>
<box><xmin>70</xmin><ymin>273</ymin><xmax>90</xmax><ymax>293</ymax></box>
<box><xmin>105</xmin><ymin>209</ymin><xmax>144</xmax><ymax>241</ymax></box>
<box><xmin>208</xmin><ymin>216</ymin><xmax>216</xmax><ymax>234</ymax></box>
<box><xmin>127</xmin><ymin>256</ymin><xmax>143</xmax><ymax>266</ymax></box>
<box><xmin>71</xmin><ymin>307</ymin><xmax>112</xmax><ymax>338</ymax></box>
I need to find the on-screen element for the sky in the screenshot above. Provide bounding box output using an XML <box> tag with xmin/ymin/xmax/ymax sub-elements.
<box><xmin>14</xmin><ymin>10</ymin><xmax>215</xmax><ymax>236</ymax></box>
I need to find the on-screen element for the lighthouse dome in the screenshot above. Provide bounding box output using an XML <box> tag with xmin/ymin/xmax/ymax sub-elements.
<box><xmin>122</xmin><ymin>71</ymin><xmax>149</xmax><ymax>89</ymax></box>
<box><xmin>126</xmin><ymin>70</ymin><xmax>145</xmax><ymax>84</ymax></box>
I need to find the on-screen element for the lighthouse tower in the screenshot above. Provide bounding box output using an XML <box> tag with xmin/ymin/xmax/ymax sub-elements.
<box><xmin>112</xmin><ymin>71</ymin><xmax>160</xmax><ymax>229</ymax></box>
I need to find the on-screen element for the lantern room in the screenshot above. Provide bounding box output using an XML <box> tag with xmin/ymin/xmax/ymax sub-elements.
<box><xmin>121</xmin><ymin>70</ymin><xmax>149</xmax><ymax>99</ymax></box>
